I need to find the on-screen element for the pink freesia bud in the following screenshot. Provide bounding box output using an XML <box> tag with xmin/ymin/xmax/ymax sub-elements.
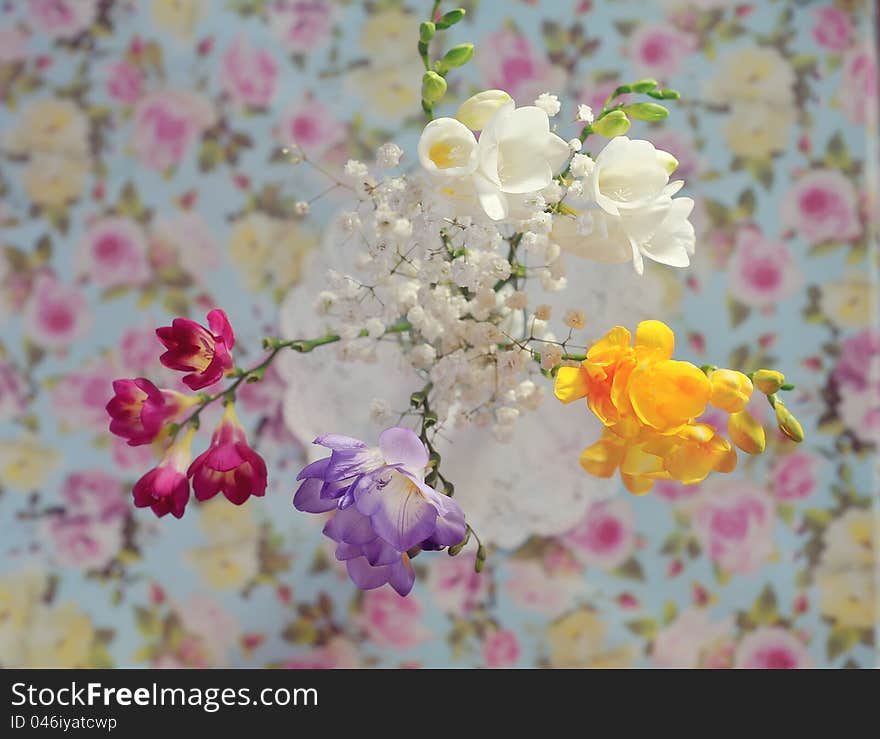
<box><xmin>156</xmin><ymin>308</ymin><xmax>235</xmax><ymax>390</ymax></box>
<box><xmin>188</xmin><ymin>404</ymin><xmax>267</xmax><ymax>505</ymax></box>
<box><xmin>132</xmin><ymin>429</ymin><xmax>195</xmax><ymax>518</ymax></box>
<box><xmin>106</xmin><ymin>378</ymin><xmax>196</xmax><ymax>446</ymax></box>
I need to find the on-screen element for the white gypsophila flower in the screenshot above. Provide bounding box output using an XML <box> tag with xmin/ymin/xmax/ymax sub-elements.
<box><xmin>567</xmin><ymin>138</ymin><xmax>583</xmax><ymax>152</ymax></box>
<box><xmin>576</xmin><ymin>104</ymin><xmax>594</xmax><ymax>123</ymax></box>
<box><xmin>369</xmin><ymin>398</ymin><xmax>392</xmax><ymax>425</ymax></box>
<box><xmin>376</xmin><ymin>142</ymin><xmax>404</xmax><ymax>168</ymax></box>
<box><xmin>534</xmin><ymin>92</ymin><xmax>561</xmax><ymax>117</ymax></box>
<box><xmin>563</xmin><ymin>309</ymin><xmax>586</xmax><ymax>330</ymax></box>
<box><xmin>294</xmin><ymin>200</ymin><xmax>310</xmax><ymax>216</ymax></box>
<box><xmin>569</xmin><ymin>153</ymin><xmax>595</xmax><ymax>178</ymax></box>
<box><xmin>343</xmin><ymin>159</ymin><xmax>369</xmax><ymax>180</ymax></box>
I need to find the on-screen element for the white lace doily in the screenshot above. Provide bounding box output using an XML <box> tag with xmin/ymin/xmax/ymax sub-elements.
<box><xmin>277</xmin><ymin>213</ymin><xmax>669</xmax><ymax>548</ymax></box>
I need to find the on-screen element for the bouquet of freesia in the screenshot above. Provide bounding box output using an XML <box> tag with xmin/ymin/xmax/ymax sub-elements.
<box><xmin>105</xmin><ymin>3</ymin><xmax>803</xmax><ymax>597</ymax></box>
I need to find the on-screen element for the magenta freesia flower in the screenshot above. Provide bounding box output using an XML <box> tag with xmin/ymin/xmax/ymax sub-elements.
<box><xmin>132</xmin><ymin>430</ymin><xmax>194</xmax><ymax>518</ymax></box>
<box><xmin>188</xmin><ymin>404</ymin><xmax>267</xmax><ymax>505</ymax></box>
<box><xmin>293</xmin><ymin>427</ymin><xmax>467</xmax><ymax>596</ymax></box>
<box><xmin>106</xmin><ymin>378</ymin><xmax>195</xmax><ymax>446</ymax></box>
<box><xmin>156</xmin><ymin>308</ymin><xmax>235</xmax><ymax>390</ymax></box>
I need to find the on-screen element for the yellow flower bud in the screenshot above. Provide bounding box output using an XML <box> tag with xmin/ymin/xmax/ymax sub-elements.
<box><xmin>728</xmin><ymin>410</ymin><xmax>766</xmax><ymax>455</ymax></box>
<box><xmin>709</xmin><ymin>369</ymin><xmax>754</xmax><ymax>414</ymax></box>
<box><xmin>775</xmin><ymin>402</ymin><xmax>805</xmax><ymax>443</ymax></box>
<box><xmin>753</xmin><ymin>369</ymin><xmax>785</xmax><ymax>395</ymax></box>
<box><xmin>455</xmin><ymin>89</ymin><xmax>511</xmax><ymax>131</ymax></box>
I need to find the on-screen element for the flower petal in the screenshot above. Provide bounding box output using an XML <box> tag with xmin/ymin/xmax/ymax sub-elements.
<box><xmin>378</xmin><ymin>427</ymin><xmax>428</xmax><ymax>473</ymax></box>
<box><xmin>355</xmin><ymin>469</ymin><xmax>438</xmax><ymax>552</ymax></box>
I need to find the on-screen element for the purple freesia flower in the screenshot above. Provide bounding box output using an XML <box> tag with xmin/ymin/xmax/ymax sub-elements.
<box><xmin>293</xmin><ymin>427</ymin><xmax>466</xmax><ymax>596</ymax></box>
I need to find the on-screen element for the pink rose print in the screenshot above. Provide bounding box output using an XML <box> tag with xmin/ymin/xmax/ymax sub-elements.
<box><xmin>505</xmin><ymin>560</ymin><xmax>583</xmax><ymax>618</ymax></box>
<box><xmin>693</xmin><ymin>480</ymin><xmax>775</xmax><ymax>575</ymax></box>
<box><xmin>120</xmin><ymin>325</ymin><xmax>162</xmax><ymax>374</ymax></box>
<box><xmin>176</xmin><ymin>595</ymin><xmax>240</xmax><ymax>667</ymax></box>
<box><xmin>132</xmin><ymin>90</ymin><xmax>217</xmax><ymax>171</ymax></box>
<box><xmin>277</xmin><ymin>98</ymin><xmax>347</xmax><ymax>156</ymax></box>
<box><xmin>23</xmin><ymin>273</ymin><xmax>92</xmax><ymax>351</ymax></box>
<box><xmin>151</xmin><ymin>211</ymin><xmax>219</xmax><ymax>279</ymax></box>
<box><xmin>629</xmin><ymin>24</ymin><xmax>695</xmax><ymax>78</ymax></box>
<box><xmin>771</xmin><ymin>452</ymin><xmax>819</xmax><ymax>502</ymax></box>
<box><xmin>111</xmin><ymin>435</ymin><xmax>158</xmax><ymax>471</ymax></box>
<box><xmin>51</xmin><ymin>361</ymin><xmax>121</xmax><ymax>431</ymax></box>
<box><xmin>45</xmin><ymin>470</ymin><xmax>126</xmax><ymax>571</ymax></box>
<box><xmin>578</xmin><ymin>79</ymin><xmax>631</xmax><ymax>119</ymax></box>
<box><xmin>267</xmin><ymin>0</ymin><xmax>336</xmax><ymax>53</ymax></box>
<box><xmin>478</xmin><ymin>29</ymin><xmax>567</xmax><ymax>105</ymax></box>
<box><xmin>649</xmin><ymin>129</ymin><xmax>701</xmax><ymax>180</ymax></box>
<box><xmin>780</xmin><ymin>169</ymin><xmax>861</xmax><ymax>245</ymax></box>
<box><xmin>837</xmin><ymin>385</ymin><xmax>880</xmax><ymax>445</ymax></box>
<box><xmin>285</xmin><ymin>638</ymin><xmax>359</xmax><ymax>669</ymax></box>
<box><xmin>727</xmin><ymin>225</ymin><xmax>801</xmax><ymax>308</ymax></box>
<box><xmin>426</xmin><ymin>554</ymin><xmax>488</xmax><ymax>616</ymax></box>
<box><xmin>0</xmin><ymin>361</ymin><xmax>27</xmax><ymax>422</ymax></box>
<box><xmin>563</xmin><ymin>498</ymin><xmax>635</xmax><ymax>570</ymax></box>
<box><xmin>78</xmin><ymin>216</ymin><xmax>150</xmax><ymax>289</ymax></box>
<box><xmin>811</xmin><ymin>6</ymin><xmax>854</xmax><ymax>53</ymax></box>
<box><xmin>652</xmin><ymin>609</ymin><xmax>734</xmax><ymax>668</ymax></box>
<box><xmin>654</xmin><ymin>479</ymin><xmax>702</xmax><ymax>505</ymax></box>
<box><xmin>220</xmin><ymin>34</ymin><xmax>278</xmax><ymax>108</ymax></box>
<box><xmin>833</xmin><ymin>329</ymin><xmax>880</xmax><ymax>392</ymax></box>
<box><xmin>840</xmin><ymin>47</ymin><xmax>878</xmax><ymax>125</ymax></box>
<box><xmin>0</xmin><ymin>29</ymin><xmax>29</xmax><ymax>64</ymax></box>
<box><xmin>29</xmin><ymin>0</ymin><xmax>96</xmax><ymax>40</ymax></box>
<box><xmin>105</xmin><ymin>60</ymin><xmax>143</xmax><ymax>104</ymax></box>
<box><xmin>735</xmin><ymin>627</ymin><xmax>813</xmax><ymax>669</ymax></box>
<box><xmin>360</xmin><ymin>589</ymin><xmax>431</xmax><ymax>649</ymax></box>
<box><xmin>482</xmin><ymin>629</ymin><xmax>520</xmax><ymax>668</ymax></box>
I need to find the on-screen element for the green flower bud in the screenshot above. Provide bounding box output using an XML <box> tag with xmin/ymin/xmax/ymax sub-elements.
<box><xmin>622</xmin><ymin>102</ymin><xmax>669</xmax><ymax>121</ymax></box>
<box><xmin>435</xmin><ymin>8</ymin><xmax>466</xmax><ymax>29</ymax></box>
<box><xmin>440</xmin><ymin>43</ymin><xmax>474</xmax><ymax>70</ymax></box>
<box><xmin>592</xmin><ymin>109</ymin><xmax>631</xmax><ymax>137</ymax></box>
<box><xmin>647</xmin><ymin>88</ymin><xmax>681</xmax><ymax>100</ymax></box>
<box><xmin>630</xmin><ymin>78</ymin><xmax>659</xmax><ymax>93</ymax></box>
<box><xmin>419</xmin><ymin>21</ymin><xmax>435</xmax><ymax>43</ymax></box>
<box><xmin>775</xmin><ymin>402</ymin><xmax>805</xmax><ymax>443</ymax></box>
<box><xmin>753</xmin><ymin>369</ymin><xmax>786</xmax><ymax>395</ymax></box>
<box><xmin>421</xmin><ymin>70</ymin><xmax>447</xmax><ymax>104</ymax></box>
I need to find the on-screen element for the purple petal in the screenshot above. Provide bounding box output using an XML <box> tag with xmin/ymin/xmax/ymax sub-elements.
<box><xmin>334</xmin><ymin>542</ymin><xmax>364</xmax><ymax>561</ymax></box>
<box><xmin>296</xmin><ymin>456</ymin><xmax>330</xmax><ymax>481</ymax></box>
<box><xmin>319</xmin><ymin>477</ymin><xmax>353</xmax><ymax>501</ymax></box>
<box><xmin>388</xmin><ymin>556</ymin><xmax>415</xmax><ymax>596</ymax></box>
<box><xmin>345</xmin><ymin>557</ymin><xmax>391</xmax><ymax>590</ymax></box>
<box><xmin>424</xmin><ymin>487</ymin><xmax>467</xmax><ymax>547</ymax></box>
<box><xmin>325</xmin><ymin>447</ymin><xmax>383</xmax><ymax>482</ymax></box>
<box><xmin>313</xmin><ymin>434</ymin><xmax>367</xmax><ymax>451</ymax></box>
<box><xmin>378</xmin><ymin>427</ymin><xmax>428</xmax><ymax>474</ymax></box>
<box><xmin>322</xmin><ymin>506</ymin><xmax>377</xmax><ymax>546</ymax></box>
<box><xmin>293</xmin><ymin>478</ymin><xmax>338</xmax><ymax>513</ymax></box>
<box><xmin>355</xmin><ymin>469</ymin><xmax>438</xmax><ymax>552</ymax></box>
<box><xmin>362</xmin><ymin>538</ymin><xmax>402</xmax><ymax>566</ymax></box>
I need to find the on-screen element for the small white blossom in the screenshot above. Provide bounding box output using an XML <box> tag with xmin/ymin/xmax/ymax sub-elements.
<box><xmin>534</xmin><ymin>304</ymin><xmax>552</xmax><ymax>321</ymax></box>
<box><xmin>534</xmin><ymin>93</ymin><xmax>561</xmax><ymax>117</ymax></box>
<box><xmin>569</xmin><ymin>153</ymin><xmax>595</xmax><ymax>178</ymax></box>
<box><xmin>376</xmin><ymin>142</ymin><xmax>404</xmax><ymax>168</ymax></box>
<box><xmin>294</xmin><ymin>200</ymin><xmax>310</xmax><ymax>216</ymax></box>
<box><xmin>576</xmin><ymin>104</ymin><xmax>594</xmax><ymax>124</ymax></box>
<box><xmin>506</xmin><ymin>291</ymin><xmax>528</xmax><ymax>310</ymax></box>
<box><xmin>369</xmin><ymin>398</ymin><xmax>392</xmax><ymax>424</ymax></box>
<box><xmin>343</xmin><ymin>159</ymin><xmax>369</xmax><ymax>180</ymax></box>
<box><xmin>540</xmin><ymin>345</ymin><xmax>563</xmax><ymax>370</ymax></box>
<box><xmin>365</xmin><ymin>317</ymin><xmax>385</xmax><ymax>338</ymax></box>
<box><xmin>563</xmin><ymin>309</ymin><xmax>586</xmax><ymax>330</ymax></box>
<box><xmin>410</xmin><ymin>343</ymin><xmax>437</xmax><ymax>369</ymax></box>
<box><xmin>568</xmin><ymin>137</ymin><xmax>583</xmax><ymax>152</ymax></box>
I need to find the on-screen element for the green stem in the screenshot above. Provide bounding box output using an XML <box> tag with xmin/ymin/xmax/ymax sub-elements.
<box><xmin>172</xmin><ymin>321</ymin><xmax>413</xmax><ymax>439</ymax></box>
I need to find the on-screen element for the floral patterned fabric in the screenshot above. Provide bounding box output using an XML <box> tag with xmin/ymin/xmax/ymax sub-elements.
<box><xmin>0</xmin><ymin>0</ymin><xmax>877</xmax><ymax>668</ymax></box>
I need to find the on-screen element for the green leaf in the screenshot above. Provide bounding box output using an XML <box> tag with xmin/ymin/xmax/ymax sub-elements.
<box><xmin>613</xmin><ymin>556</ymin><xmax>645</xmax><ymax>581</ymax></box>
<box><xmin>662</xmin><ymin>600</ymin><xmax>678</xmax><ymax>625</ymax></box>
<box><xmin>624</xmin><ymin>618</ymin><xmax>658</xmax><ymax>639</ymax></box>
<box><xmin>749</xmin><ymin>584</ymin><xmax>779</xmax><ymax>625</ymax></box>
<box><xmin>727</xmin><ymin>294</ymin><xmax>751</xmax><ymax>329</ymax></box>
<box><xmin>827</xmin><ymin>626</ymin><xmax>860</xmax><ymax>661</ymax></box>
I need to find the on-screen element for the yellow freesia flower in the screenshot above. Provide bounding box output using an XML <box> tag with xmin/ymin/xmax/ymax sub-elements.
<box><xmin>709</xmin><ymin>369</ymin><xmax>753</xmax><ymax>414</ymax></box>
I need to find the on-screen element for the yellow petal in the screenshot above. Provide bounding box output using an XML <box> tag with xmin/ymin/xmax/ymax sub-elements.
<box><xmin>634</xmin><ymin>320</ymin><xmax>674</xmax><ymax>359</ymax></box>
<box><xmin>728</xmin><ymin>410</ymin><xmax>766</xmax><ymax>454</ymax></box>
<box><xmin>709</xmin><ymin>369</ymin><xmax>754</xmax><ymax>414</ymax></box>
<box><xmin>628</xmin><ymin>360</ymin><xmax>711</xmax><ymax>431</ymax></box>
<box><xmin>554</xmin><ymin>366</ymin><xmax>588</xmax><ymax>404</ymax></box>
<box><xmin>578</xmin><ymin>437</ymin><xmax>625</xmax><ymax>478</ymax></box>
<box><xmin>621</xmin><ymin>473</ymin><xmax>654</xmax><ymax>496</ymax></box>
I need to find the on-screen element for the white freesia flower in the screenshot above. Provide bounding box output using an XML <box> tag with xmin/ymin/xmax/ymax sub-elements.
<box><xmin>587</xmin><ymin>136</ymin><xmax>678</xmax><ymax>216</ymax></box>
<box><xmin>455</xmin><ymin>89</ymin><xmax>512</xmax><ymax>131</ymax></box>
<box><xmin>417</xmin><ymin>117</ymin><xmax>479</xmax><ymax>178</ymax></box>
<box><xmin>472</xmin><ymin>101</ymin><xmax>570</xmax><ymax>220</ymax></box>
